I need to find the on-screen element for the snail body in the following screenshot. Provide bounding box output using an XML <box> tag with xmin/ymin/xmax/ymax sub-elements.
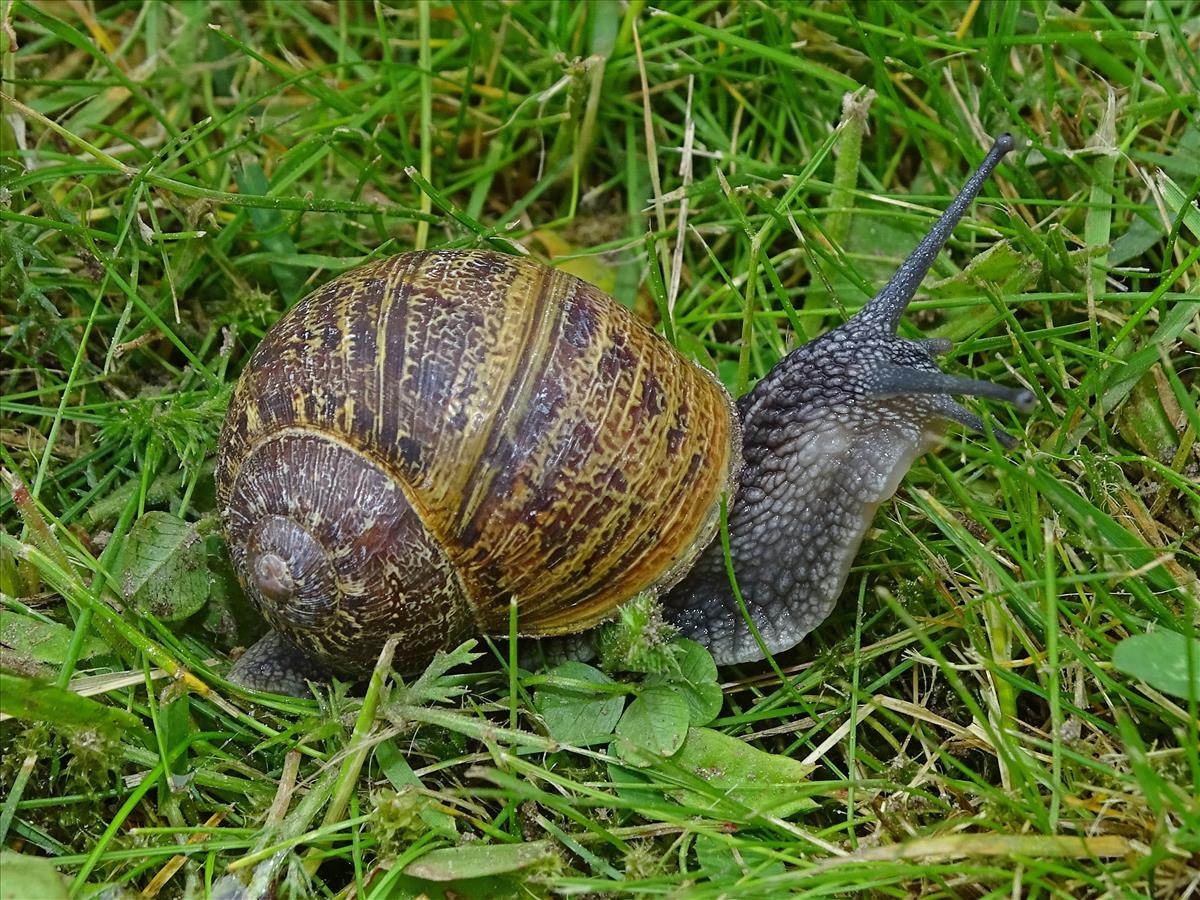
<box><xmin>219</xmin><ymin>134</ymin><xmax>1032</xmax><ymax>694</ymax></box>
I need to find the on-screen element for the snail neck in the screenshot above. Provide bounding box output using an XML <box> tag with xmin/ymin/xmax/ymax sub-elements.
<box><xmin>662</xmin><ymin>319</ymin><xmax>1030</xmax><ymax>665</ymax></box>
<box><xmin>660</xmin><ymin>333</ymin><xmax>944</xmax><ymax>665</ymax></box>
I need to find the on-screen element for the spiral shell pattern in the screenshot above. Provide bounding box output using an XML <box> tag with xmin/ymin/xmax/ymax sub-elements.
<box><xmin>217</xmin><ymin>250</ymin><xmax>739</xmax><ymax>674</ymax></box>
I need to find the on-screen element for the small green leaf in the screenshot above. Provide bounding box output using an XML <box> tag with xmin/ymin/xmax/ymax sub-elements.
<box><xmin>403</xmin><ymin>841</ymin><xmax>557</xmax><ymax>881</ymax></box>
<box><xmin>927</xmin><ymin>239</ymin><xmax>1041</xmax><ymax>302</ymax></box>
<box><xmin>532</xmin><ymin>661</ymin><xmax>626</xmax><ymax>744</ymax></box>
<box><xmin>615</xmin><ymin>684</ymin><xmax>689</xmax><ymax>764</ymax></box>
<box><xmin>669</xmin><ymin>726</ymin><xmax>818</xmax><ymax>818</ymax></box>
<box><xmin>393</xmin><ymin>640</ymin><xmax>482</xmax><ymax>707</ymax></box>
<box><xmin>0</xmin><ymin>611</ymin><xmax>107</xmax><ymax>666</ymax></box>
<box><xmin>233</xmin><ymin>160</ymin><xmax>305</xmax><ymax>302</ymax></box>
<box><xmin>595</xmin><ymin>592</ymin><xmax>682</xmax><ymax>675</ymax></box>
<box><xmin>119</xmin><ymin>511</ymin><xmax>207</xmax><ymax>621</ymax></box>
<box><xmin>162</xmin><ymin>693</ymin><xmax>192</xmax><ymax>785</ymax></box>
<box><xmin>199</xmin><ymin>538</ymin><xmax>261</xmax><ymax>645</ymax></box>
<box><xmin>0</xmin><ymin>852</ymin><xmax>68</xmax><ymax>900</ymax></box>
<box><xmin>606</xmin><ymin>760</ymin><xmax>663</xmax><ymax>809</ymax></box>
<box><xmin>374</xmin><ymin>739</ymin><xmax>457</xmax><ymax>839</ymax></box>
<box><xmin>693</xmin><ymin>833</ymin><xmax>741</xmax><ymax>880</ymax></box>
<box><xmin>696</xmin><ymin>830</ymin><xmax>787</xmax><ymax>883</ymax></box>
<box><xmin>384</xmin><ymin>874</ymin><xmax>527</xmax><ymax>899</ymax></box>
<box><xmin>692</xmin><ymin>833</ymin><xmax>785</xmax><ymax>879</ymax></box>
<box><xmin>646</xmin><ymin>639</ymin><xmax>722</xmax><ymax>726</ymax></box>
<box><xmin>1113</xmin><ymin>630</ymin><xmax>1200</xmax><ymax>700</ymax></box>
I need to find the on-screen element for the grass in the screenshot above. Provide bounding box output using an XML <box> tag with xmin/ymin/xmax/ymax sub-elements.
<box><xmin>2</xmin><ymin>0</ymin><xmax>1198</xmax><ymax>897</ymax></box>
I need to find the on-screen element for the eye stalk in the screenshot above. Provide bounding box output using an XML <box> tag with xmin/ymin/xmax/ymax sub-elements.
<box><xmin>841</xmin><ymin>132</ymin><xmax>1034</xmax><ymax>443</ymax></box>
<box><xmin>849</xmin><ymin>133</ymin><xmax>1018</xmax><ymax>337</ymax></box>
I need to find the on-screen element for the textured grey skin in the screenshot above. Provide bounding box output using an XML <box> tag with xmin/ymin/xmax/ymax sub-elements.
<box><xmin>227</xmin><ymin>630</ymin><xmax>335</xmax><ymax>696</ymax></box>
<box><xmin>662</xmin><ymin>134</ymin><xmax>1033</xmax><ymax>665</ymax></box>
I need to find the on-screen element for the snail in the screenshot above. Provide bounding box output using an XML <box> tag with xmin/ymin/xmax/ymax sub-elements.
<box><xmin>217</xmin><ymin>133</ymin><xmax>1033</xmax><ymax>695</ymax></box>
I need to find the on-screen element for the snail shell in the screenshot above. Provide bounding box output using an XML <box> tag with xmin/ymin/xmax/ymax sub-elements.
<box><xmin>216</xmin><ymin>250</ymin><xmax>740</xmax><ymax>675</ymax></box>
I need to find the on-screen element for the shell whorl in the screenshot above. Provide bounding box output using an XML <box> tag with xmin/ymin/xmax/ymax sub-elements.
<box><xmin>245</xmin><ymin>515</ymin><xmax>338</xmax><ymax>628</ymax></box>
<box><xmin>222</xmin><ymin>429</ymin><xmax>476</xmax><ymax>673</ymax></box>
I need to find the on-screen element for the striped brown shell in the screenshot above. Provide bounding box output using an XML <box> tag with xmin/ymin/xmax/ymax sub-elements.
<box><xmin>216</xmin><ymin>249</ymin><xmax>740</xmax><ymax>674</ymax></box>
